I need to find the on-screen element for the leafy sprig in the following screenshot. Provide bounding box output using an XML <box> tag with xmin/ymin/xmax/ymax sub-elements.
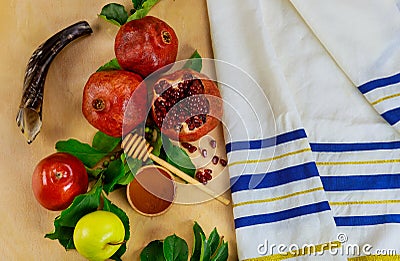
<box><xmin>192</xmin><ymin>222</ymin><xmax>228</xmax><ymax>261</ymax></box>
<box><xmin>99</xmin><ymin>0</ymin><xmax>160</xmax><ymax>26</ymax></box>
<box><xmin>140</xmin><ymin>222</ymin><xmax>229</xmax><ymax>261</ymax></box>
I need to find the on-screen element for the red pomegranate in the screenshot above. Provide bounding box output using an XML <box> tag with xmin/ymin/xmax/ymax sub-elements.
<box><xmin>114</xmin><ymin>16</ymin><xmax>178</xmax><ymax>78</ymax></box>
<box><xmin>82</xmin><ymin>70</ymin><xmax>147</xmax><ymax>137</ymax></box>
<box><xmin>151</xmin><ymin>69</ymin><xmax>222</xmax><ymax>142</ymax></box>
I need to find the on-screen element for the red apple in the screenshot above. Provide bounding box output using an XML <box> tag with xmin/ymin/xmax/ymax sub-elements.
<box><xmin>32</xmin><ymin>152</ymin><xmax>88</xmax><ymax>211</ymax></box>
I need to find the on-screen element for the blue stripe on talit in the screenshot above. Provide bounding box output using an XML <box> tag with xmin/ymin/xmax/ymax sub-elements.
<box><xmin>226</xmin><ymin>129</ymin><xmax>307</xmax><ymax>153</ymax></box>
<box><xmin>381</xmin><ymin>107</ymin><xmax>400</xmax><ymax>125</ymax></box>
<box><xmin>310</xmin><ymin>141</ymin><xmax>400</xmax><ymax>152</ymax></box>
<box><xmin>321</xmin><ymin>174</ymin><xmax>400</xmax><ymax>191</ymax></box>
<box><xmin>358</xmin><ymin>72</ymin><xmax>400</xmax><ymax>94</ymax></box>
<box><xmin>235</xmin><ymin>201</ymin><xmax>331</xmax><ymax>229</ymax></box>
<box><xmin>335</xmin><ymin>214</ymin><xmax>400</xmax><ymax>226</ymax></box>
<box><xmin>230</xmin><ymin>162</ymin><xmax>319</xmax><ymax>193</ymax></box>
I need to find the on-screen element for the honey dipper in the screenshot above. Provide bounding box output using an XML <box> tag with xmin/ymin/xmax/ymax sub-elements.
<box><xmin>122</xmin><ymin>132</ymin><xmax>230</xmax><ymax>206</ymax></box>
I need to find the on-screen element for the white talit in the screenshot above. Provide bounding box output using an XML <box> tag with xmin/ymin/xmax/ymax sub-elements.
<box><xmin>207</xmin><ymin>0</ymin><xmax>400</xmax><ymax>260</ymax></box>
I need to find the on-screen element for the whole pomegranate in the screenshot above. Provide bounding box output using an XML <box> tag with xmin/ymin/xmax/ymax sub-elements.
<box><xmin>114</xmin><ymin>16</ymin><xmax>178</xmax><ymax>78</ymax></box>
<box><xmin>151</xmin><ymin>69</ymin><xmax>222</xmax><ymax>142</ymax></box>
<box><xmin>32</xmin><ymin>152</ymin><xmax>88</xmax><ymax>211</ymax></box>
<box><xmin>82</xmin><ymin>70</ymin><xmax>147</xmax><ymax>137</ymax></box>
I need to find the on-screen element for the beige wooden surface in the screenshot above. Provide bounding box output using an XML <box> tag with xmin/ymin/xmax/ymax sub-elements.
<box><xmin>0</xmin><ymin>0</ymin><xmax>237</xmax><ymax>260</ymax></box>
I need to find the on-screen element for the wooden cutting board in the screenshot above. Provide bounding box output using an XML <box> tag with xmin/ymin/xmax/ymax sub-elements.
<box><xmin>0</xmin><ymin>0</ymin><xmax>238</xmax><ymax>259</ymax></box>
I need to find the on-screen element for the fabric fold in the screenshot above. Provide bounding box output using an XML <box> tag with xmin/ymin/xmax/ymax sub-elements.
<box><xmin>290</xmin><ymin>0</ymin><xmax>400</xmax><ymax>132</ymax></box>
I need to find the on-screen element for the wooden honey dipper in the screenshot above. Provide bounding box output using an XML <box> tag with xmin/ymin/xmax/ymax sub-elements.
<box><xmin>121</xmin><ymin>132</ymin><xmax>230</xmax><ymax>206</ymax></box>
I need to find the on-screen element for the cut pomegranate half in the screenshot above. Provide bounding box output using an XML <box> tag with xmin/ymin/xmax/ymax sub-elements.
<box><xmin>151</xmin><ymin>69</ymin><xmax>222</xmax><ymax>142</ymax></box>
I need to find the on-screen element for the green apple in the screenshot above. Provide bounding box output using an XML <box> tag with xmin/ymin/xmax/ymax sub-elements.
<box><xmin>73</xmin><ymin>210</ymin><xmax>125</xmax><ymax>261</ymax></box>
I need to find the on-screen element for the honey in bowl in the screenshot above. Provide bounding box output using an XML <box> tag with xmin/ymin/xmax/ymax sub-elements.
<box><xmin>126</xmin><ymin>165</ymin><xmax>175</xmax><ymax>216</ymax></box>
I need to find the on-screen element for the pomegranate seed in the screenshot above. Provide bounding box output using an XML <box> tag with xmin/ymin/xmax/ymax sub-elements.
<box><xmin>204</xmin><ymin>172</ymin><xmax>212</xmax><ymax>181</ymax></box>
<box><xmin>220</xmin><ymin>159</ymin><xmax>227</xmax><ymax>167</ymax></box>
<box><xmin>204</xmin><ymin>168</ymin><xmax>212</xmax><ymax>174</ymax></box>
<box><xmin>195</xmin><ymin>171</ymin><xmax>202</xmax><ymax>178</ymax></box>
<box><xmin>188</xmin><ymin>146</ymin><xmax>197</xmax><ymax>153</ymax></box>
<box><xmin>195</xmin><ymin>169</ymin><xmax>213</xmax><ymax>184</ymax></box>
<box><xmin>154</xmin><ymin>83</ymin><xmax>162</xmax><ymax>94</ymax></box>
<box><xmin>212</xmin><ymin>155</ymin><xmax>219</xmax><ymax>165</ymax></box>
<box><xmin>181</xmin><ymin>142</ymin><xmax>197</xmax><ymax>153</ymax></box>
<box><xmin>201</xmin><ymin>148</ymin><xmax>207</xmax><ymax>158</ymax></box>
<box><xmin>210</xmin><ymin>139</ymin><xmax>216</xmax><ymax>148</ymax></box>
<box><xmin>181</xmin><ymin>142</ymin><xmax>191</xmax><ymax>149</ymax></box>
<box><xmin>195</xmin><ymin>170</ymin><xmax>208</xmax><ymax>184</ymax></box>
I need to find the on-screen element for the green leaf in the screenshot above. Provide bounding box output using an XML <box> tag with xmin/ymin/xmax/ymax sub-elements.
<box><xmin>183</xmin><ymin>50</ymin><xmax>202</xmax><ymax>72</ymax></box>
<box><xmin>103</xmin><ymin>158</ymin><xmax>125</xmax><ymax>194</ymax></box>
<box><xmin>208</xmin><ymin>228</ymin><xmax>220</xmax><ymax>255</ymax></box>
<box><xmin>127</xmin><ymin>156</ymin><xmax>142</xmax><ymax>175</ymax></box>
<box><xmin>97</xmin><ymin>58</ymin><xmax>122</xmax><ymax>72</ymax></box>
<box><xmin>153</xmin><ymin>137</ymin><xmax>163</xmax><ymax>157</ymax></box>
<box><xmin>85</xmin><ymin>166</ymin><xmax>105</xmax><ymax>179</ymax></box>
<box><xmin>199</xmin><ymin>234</ymin><xmax>211</xmax><ymax>261</ymax></box>
<box><xmin>44</xmin><ymin>226</ymin><xmax>75</xmax><ymax>250</ymax></box>
<box><xmin>132</xmin><ymin>0</ymin><xmax>146</xmax><ymax>9</ymax></box>
<box><xmin>210</xmin><ymin>242</ymin><xmax>228</xmax><ymax>261</ymax></box>
<box><xmin>163</xmin><ymin>136</ymin><xmax>196</xmax><ymax>177</ymax></box>
<box><xmin>146</xmin><ymin>126</ymin><xmax>163</xmax><ymax>157</ymax></box>
<box><xmin>99</xmin><ymin>3</ymin><xmax>129</xmax><ymax>26</ymax></box>
<box><xmin>140</xmin><ymin>240</ymin><xmax>166</xmax><ymax>261</ymax></box>
<box><xmin>163</xmin><ymin>234</ymin><xmax>189</xmax><ymax>261</ymax></box>
<box><xmin>117</xmin><ymin>171</ymin><xmax>134</xmax><ymax>185</ymax></box>
<box><xmin>138</xmin><ymin>223</ymin><xmax>229</xmax><ymax>261</ymax></box>
<box><xmin>127</xmin><ymin>0</ymin><xmax>160</xmax><ymax>22</ymax></box>
<box><xmin>55</xmin><ymin>139</ymin><xmax>107</xmax><ymax>168</ymax></box>
<box><xmin>110</xmin><ymin>250</ymin><xmax>124</xmax><ymax>261</ymax></box>
<box><xmin>55</xmin><ymin>180</ymin><xmax>102</xmax><ymax>228</ymax></box>
<box><xmin>92</xmin><ymin>131</ymin><xmax>121</xmax><ymax>152</ymax></box>
<box><xmin>45</xmin><ymin>180</ymin><xmax>103</xmax><ymax>249</ymax></box>
<box><xmin>191</xmin><ymin>222</ymin><xmax>206</xmax><ymax>261</ymax></box>
<box><xmin>103</xmin><ymin>196</ymin><xmax>130</xmax><ymax>261</ymax></box>
<box><xmin>118</xmin><ymin>155</ymin><xmax>142</xmax><ymax>185</ymax></box>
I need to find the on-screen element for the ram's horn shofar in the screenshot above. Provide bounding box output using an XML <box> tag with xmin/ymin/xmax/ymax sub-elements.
<box><xmin>16</xmin><ymin>21</ymin><xmax>93</xmax><ymax>144</ymax></box>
